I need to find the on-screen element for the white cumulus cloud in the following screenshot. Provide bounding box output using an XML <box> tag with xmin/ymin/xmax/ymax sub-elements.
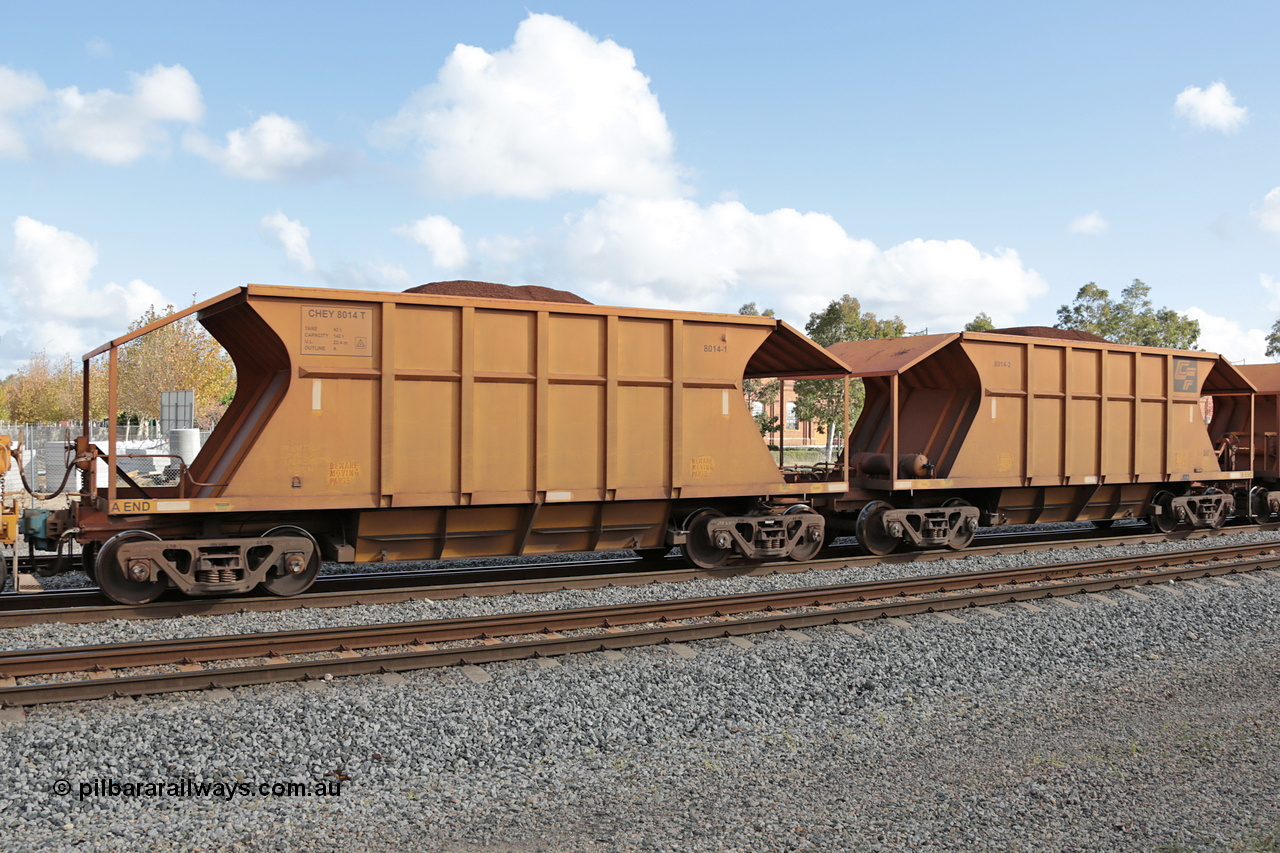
<box><xmin>1258</xmin><ymin>188</ymin><xmax>1280</xmax><ymax>238</ymax></box>
<box><xmin>1184</xmin><ymin>307</ymin><xmax>1268</xmax><ymax>364</ymax></box>
<box><xmin>46</xmin><ymin>64</ymin><xmax>203</xmax><ymax>164</ymax></box>
<box><xmin>370</xmin><ymin>262</ymin><xmax>415</xmax><ymax>289</ymax></box>
<box><xmin>378</xmin><ymin>13</ymin><xmax>683</xmax><ymax>199</ymax></box>
<box><xmin>0</xmin><ymin>66</ymin><xmax>49</xmax><ymax>159</ymax></box>
<box><xmin>1261</xmin><ymin>273</ymin><xmax>1280</xmax><ymax>313</ymax></box>
<box><xmin>259</xmin><ymin>212</ymin><xmax>316</xmax><ymax>273</ymax></box>
<box><xmin>0</xmin><ymin>216</ymin><xmax>164</xmax><ymax>371</ymax></box>
<box><xmin>185</xmin><ymin>114</ymin><xmax>343</xmax><ymax>181</ymax></box>
<box><xmin>1068</xmin><ymin>211</ymin><xmax>1108</xmax><ymax>234</ymax></box>
<box><xmin>1175</xmin><ymin>81</ymin><xmax>1247</xmax><ymax>133</ymax></box>
<box><xmin>532</xmin><ymin>196</ymin><xmax>1046</xmax><ymax>330</ymax></box>
<box><xmin>393</xmin><ymin>215</ymin><xmax>470</xmax><ymax>270</ymax></box>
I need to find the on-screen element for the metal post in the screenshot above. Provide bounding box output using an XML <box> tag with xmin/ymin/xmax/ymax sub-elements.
<box><xmin>82</xmin><ymin>358</ymin><xmax>91</xmax><ymax>498</ymax></box>
<box><xmin>1250</xmin><ymin>393</ymin><xmax>1256</xmax><ymax>473</ymax></box>
<box><xmin>842</xmin><ymin>376</ymin><xmax>850</xmax><ymax>483</ymax></box>
<box><xmin>81</xmin><ymin>360</ymin><xmax>89</xmax><ymax>443</ymax></box>
<box><xmin>890</xmin><ymin>374</ymin><xmax>899</xmax><ymax>484</ymax></box>
<box><xmin>778</xmin><ymin>380</ymin><xmax>785</xmax><ymax>468</ymax></box>
<box><xmin>107</xmin><ymin>345</ymin><xmax>118</xmax><ymax>505</ymax></box>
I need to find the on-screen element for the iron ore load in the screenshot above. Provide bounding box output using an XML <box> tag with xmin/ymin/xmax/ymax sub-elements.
<box><xmin>2</xmin><ymin>283</ymin><xmax>1276</xmax><ymax>605</ymax></box>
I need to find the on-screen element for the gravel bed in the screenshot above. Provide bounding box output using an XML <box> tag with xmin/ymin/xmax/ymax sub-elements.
<box><xmin>2</xmin><ymin>527</ymin><xmax>1277</xmax><ymax>652</ymax></box>
<box><xmin>0</xmin><ymin>532</ymin><xmax>1277</xmax><ymax>850</ymax></box>
<box><xmin>0</xmin><ymin>519</ymin><xmax>1143</xmax><ymax>593</ymax></box>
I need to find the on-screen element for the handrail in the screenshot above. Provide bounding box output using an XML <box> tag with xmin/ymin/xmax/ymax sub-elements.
<box><xmin>101</xmin><ymin>453</ymin><xmax>229</xmax><ymax>499</ymax></box>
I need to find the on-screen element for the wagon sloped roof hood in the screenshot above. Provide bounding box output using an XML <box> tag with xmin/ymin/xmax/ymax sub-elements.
<box><xmin>1199</xmin><ymin>358</ymin><xmax>1255</xmax><ymax>395</ymax></box>
<box><xmin>745</xmin><ymin>320</ymin><xmax>853</xmax><ymax>380</ymax></box>
<box><xmin>825</xmin><ymin>334</ymin><xmax>957</xmax><ymax>377</ymax></box>
<box><xmin>1236</xmin><ymin>363</ymin><xmax>1280</xmax><ymax>394</ymax></box>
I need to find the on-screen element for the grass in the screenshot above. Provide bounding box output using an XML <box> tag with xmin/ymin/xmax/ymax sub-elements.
<box><xmin>769</xmin><ymin>449</ymin><xmax>832</xmax><ymax>467</ymax></box>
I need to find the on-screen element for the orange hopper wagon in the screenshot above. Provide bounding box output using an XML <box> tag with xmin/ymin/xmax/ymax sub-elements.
<box><xmin>56</xmin><ymin>283</ymin><xmax>850</xmax><ymax>604</ymax></box>
<box><xmin>815</xmin><ymin>328</ymin><xmax>1263</xmax><ymax>555</ymax></box>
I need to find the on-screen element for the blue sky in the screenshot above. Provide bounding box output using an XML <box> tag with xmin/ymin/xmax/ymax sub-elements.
<box><xmin>2</xmin><ymin>1</ymin><xmax>1278</xmax><ymax>373</ymax></box>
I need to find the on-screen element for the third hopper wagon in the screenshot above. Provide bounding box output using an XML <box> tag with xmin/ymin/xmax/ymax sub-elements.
<box><xmin>812</xmin><ymin>327</ymin><xmax>1263</xmax><ymax>555</ymax></box>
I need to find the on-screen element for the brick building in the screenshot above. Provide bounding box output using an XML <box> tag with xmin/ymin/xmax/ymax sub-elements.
<box><xmin>747</xmin><ymin>378</ymin><xmax>823</xmax><ymax>448</ymax></box>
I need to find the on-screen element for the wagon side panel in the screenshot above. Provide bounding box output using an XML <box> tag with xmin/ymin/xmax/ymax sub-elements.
<box><xmin>208</xmin><ymin>295</ymin><xmax>380</xmax><ymax>508</ymax></box>
<box><xmin>678</xmin><ymin>320</ymin><xmax>784</xmax><ymax>496</ymax></box>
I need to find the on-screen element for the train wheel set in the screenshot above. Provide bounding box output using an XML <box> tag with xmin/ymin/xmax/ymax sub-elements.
<box><xmin>4</xmin><ymin>281</ymin><xmax>1280</xmax><ymax>606</ymax></box>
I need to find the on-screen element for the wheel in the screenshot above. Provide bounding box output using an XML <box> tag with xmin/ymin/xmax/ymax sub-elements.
<box><xmin>941</xmin><ymin>498</ymin><xmax>976</xmax><ymax>551</ymax></box>
<box><xmin>681</xmin><ymin>509</ymin><xmax>731</xmax><ymax>569</ymax></box>
<box><xmin>260</xmin><ymin>526</ymin><xmax>322</xmax><ymax>597</ymax></box>
<box><xmin>855</xmin><ymin>500</ymin><xmax>899</xmax><ymax>557</ymax></box>
<box><xmin>1248</xmin><ymin>487</ymin><xmax>1271</xmax><ymax>524</ymax></box>
<box><xmin>80</xmin><ymin>541</ymin><xmax>98</xmax><ymax>581</ymax></box>
<box><xmin>1147</xmin><ymin>491</ymin><xmax>1178</xmax><ymax>534</ymax></box>
<box><xmin>95</xmin><ymin>530</ymin><xmax>165</xmax><ymax>605</ymax></box>
<box><xmin>784</xmin><ymin>506</ymin><xmax>824</xmax><ymax>562</ymax></box>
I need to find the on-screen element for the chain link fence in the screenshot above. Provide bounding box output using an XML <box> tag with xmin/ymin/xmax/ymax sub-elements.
<box><xmin>0</xmin><ymin>422</ymin><xmax>210</xmax><ymax>493</ymax></box>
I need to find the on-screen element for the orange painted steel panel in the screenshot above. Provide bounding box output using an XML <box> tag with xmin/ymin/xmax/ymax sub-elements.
<box><xmin>826</xmin><ymin>334</ymin><xmax>953</xmax><ymax>377</ymax></box>
<box><xmin>836</xmin><ymin>330</ymin><xmax>1254</xmax><ymax>496</ymax></box>
<box><xmin>1238</xmin><ymin>363</ymin><xmax>1280</xmax><ymax>394</ymax></box>
<box><xmin>87</xmin><ymin>286</ymin><xmax>850</xmax><ymax>561</ymax></box>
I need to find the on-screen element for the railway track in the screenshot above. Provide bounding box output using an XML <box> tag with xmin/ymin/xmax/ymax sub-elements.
<box><xmin>3</xmin><ymin>521</ymin><xmax>1274</xmax><ymax>627</ymax></box>
<box><xmin>2</xmin><ymin>539</ymin><xmax>1277</xmax><ymax>707</ymax></box>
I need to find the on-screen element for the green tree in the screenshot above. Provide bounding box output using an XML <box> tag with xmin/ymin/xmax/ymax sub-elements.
<box><xmin>116</xmin><ymin>304</ymin><xmax>236</xmax><ymax>428</ymax></box>
<box><xmin>796</xmin><ymin>295</ymin><xmax>906</xmax><ymax>459</ymax></box>
<box><xmin>4</xmin><ymin>351</ymin><xmax>112</xmax><ymax>424</ymax></box>
<box><xmin>738</xmin><ymin>303</ymin><xmax>780</xmax><ymax>437</ymax></box>
<box><xmin>965</xmin><ymin>312</ymin><xmax>995</xmax><ymax>332</ymax></box>
<box><xmin>3</xmin><ymin>302</ymin><xmax>234</xmax><ymax>427</ymax></box>
<box><xmin>3</xmin><ymin>351</ymin><xmax>80</xmax><ymax>423</ymax></box>
<box><xmin>1266</xmin><ymin>321</ymin><xmax>1280</xmax><ymax>360</ymax></box>
<box><xmin>1055</xmin><ymin>279</ymin><xmax>1199</xmax><ymax>348</ymax></box>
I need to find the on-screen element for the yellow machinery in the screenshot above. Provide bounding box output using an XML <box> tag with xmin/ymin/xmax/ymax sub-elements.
<box><xmin>1</xmin><ymin>435</ymin><xmax>17</xmax><ymax>548</ymax></box>
<box><xmin>1</xmin><ymin>435</ymin><xmax>17</xmax><ymax>591</ymax></box>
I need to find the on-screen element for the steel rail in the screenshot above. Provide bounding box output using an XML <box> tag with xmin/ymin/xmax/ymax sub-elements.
<box><xmin>4</xmin><ymin>539</ymin><xmax>1274</xmax><ymax>674</ymax></box>
<box><xmin>2</xmin><ymin>544</ymin><xmax>1277</xmax><ymax>706</ymax></box>
<box><xmin>3</xmin><ymin>522</ymin><xmax>1273</xmax><ymax>627</ymax></box>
